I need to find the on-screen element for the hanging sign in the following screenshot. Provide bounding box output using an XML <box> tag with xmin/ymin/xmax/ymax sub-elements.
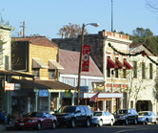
<box><xmin>82</xmin><ymin>45</ymin><xmax>90</xmax><ymax>72</ymax></box>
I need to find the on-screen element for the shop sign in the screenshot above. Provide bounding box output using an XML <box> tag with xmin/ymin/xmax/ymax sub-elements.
<box><xmin>82</xmin><ymin>45</ymin><xmax>90</xmax><ymax>72</ymax></box>
<box><xmin>14</xmin><ymin>83</ymin><xmax>21</xmax><ymax>90</ymax></box>
<box><xmin>39</xmin><ymin>90</ymin><xmax>49</xmax><ymax>97</ymax></box>
<box><xmin>5</xmin><ymin>82</ymin><xmax>15</xmax><ymax>91</ymax></box>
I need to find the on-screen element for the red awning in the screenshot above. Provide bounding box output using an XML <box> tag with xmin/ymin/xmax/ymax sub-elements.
<box><xmin>107</xmin><ymin>57</ymin><xmax>118</xmax><ymax>68</ymax></box>
<box><xmin>115</xmin><ymin>58</ymin><xmax>124</xmax><ymax>68</ymax></box>
<box><xmin>124</xmin><ymin>59</ymin><xmax>133</xmax><ymax>69</ymax></box>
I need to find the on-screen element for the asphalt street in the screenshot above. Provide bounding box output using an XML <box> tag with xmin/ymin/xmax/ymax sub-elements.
<box><xmin>1</xmin><ymin>124</ymin><xmax>158</xmax><ymax>133</ymax></box>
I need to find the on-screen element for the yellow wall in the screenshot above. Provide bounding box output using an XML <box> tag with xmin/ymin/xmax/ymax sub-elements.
<box><xmin>29</xmin><ymin>44</ymin><xmax>58</xmax><ymax>79</ymax></box>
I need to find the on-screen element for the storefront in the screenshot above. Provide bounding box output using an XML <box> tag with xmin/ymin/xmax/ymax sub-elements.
<box><xmin>83</xmin><ymin>92</ymin><xmax>123</xmax><ymax>113</ymax></box>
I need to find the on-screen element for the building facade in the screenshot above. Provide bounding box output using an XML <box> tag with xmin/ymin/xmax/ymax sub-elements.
<box><xmin>11</xmin><ymin>36</ymin><xmax>76</xmax><ymax>116</ymax></box>
<box><xmin>52</xmin><ymin>30</ymin><xmax>158</xmax><ymax>114</ymax></box>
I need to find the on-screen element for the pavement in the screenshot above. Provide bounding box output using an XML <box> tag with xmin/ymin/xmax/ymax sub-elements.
<box><xmin>0</xmin><ymin>123</ymin><xmax>14</xmax><ymax>131</ymax></box>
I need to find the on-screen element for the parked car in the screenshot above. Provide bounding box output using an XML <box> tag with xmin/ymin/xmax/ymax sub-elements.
<box><xmin>54</xmin><ymin>105</ymin><xmax>92</xmax><ymax>128</ymax></box>
<box><xmin>14</xmin><ymin>112</ymin><xmax>57</xmax><ymax>130</ymax></box>
<box><xmin>113</xmin><ymin>109</ymin><xmax>138</xmax><ymax>125</ymax></box>
<box><xmin>138</xmin><ymin>111</ymin><xmax>158</xmax><ymax>125</ymax></box>
<box><xmin>92</xmin><ymin>111</ymin><xmax>115</xmax><ymax>127</ymax></box>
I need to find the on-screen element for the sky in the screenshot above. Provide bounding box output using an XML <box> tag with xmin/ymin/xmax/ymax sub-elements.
<box><xmin>0</xmin><ymin>0</ymin><xmax>158</xmax><ymax>39</ymax></box>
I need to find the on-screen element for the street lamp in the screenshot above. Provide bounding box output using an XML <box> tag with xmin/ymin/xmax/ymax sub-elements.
<box><xmin>77</xmin><ymin>23</ymin><xmax>99</xmax><ymax>105</ymax></box>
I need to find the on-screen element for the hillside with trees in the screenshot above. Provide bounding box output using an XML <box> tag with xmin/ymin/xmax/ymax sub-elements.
<box><xmin>129</xmin><ymin>27</ymin><xmax>158</xmax><ymax>55</ymax></box>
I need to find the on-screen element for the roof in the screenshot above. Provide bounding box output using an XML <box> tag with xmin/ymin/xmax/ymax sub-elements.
<box><xmin>0</xmin><ymin>70</ymin><xmax>34</xmax><ymax>78</ymax></box>
<box><xmin>59</xmin><ymin>49</ymin><xmax>103</xmax><ymax>77</ymax></box>
<box><xmin>130</xmin><ymin>43</ymin><xmax>157</xmax><ymax>56</ymax></box>
<box><xmin>12</xmin><ymin>36</ymin><xmax>57</xmax><ymax>48</ymax></box>
<box><xmin>0</xmin><ymin>25</ymin><xmax>11</xmax><ymax>30</ymax></box>
<box><xmin>11</xmin><ymin>79</ymin><xmax>76</xmax><ymax>90</ymax></box>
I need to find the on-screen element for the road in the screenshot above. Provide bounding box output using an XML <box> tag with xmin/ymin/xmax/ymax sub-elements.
<box><xmin>2</xmin><ymin>124</ymin><xmax>158</xmax><ymax>133</ymax></box>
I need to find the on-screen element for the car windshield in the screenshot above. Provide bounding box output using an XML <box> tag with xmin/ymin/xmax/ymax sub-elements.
<box><xmin>118</xmin><ymin>110</ymin><xmax>128</xmax><ymax>114</ymax></box>
<box><xmin>93</xmin><ymin>112</ymin><xmax>102</xmax><ymax>116</ymax></box>
<box><xmin>60</xmin><ymin>106</ymin><xmax>76</xmax><ymax>113</ymax></box>
<box><xmin>26</xmin><ymin>112</ymin><xmax>43</xmax><ymax>117</ymax></box>
<box><xmin>138</xmin><ymin>112</ymin><xmax>149</xmax><ymax>116</ymax></box>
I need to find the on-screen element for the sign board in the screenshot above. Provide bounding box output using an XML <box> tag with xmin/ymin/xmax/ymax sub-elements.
<box><xmin>39</xmin><ymin>90</ymin><xmax>49</xmax><ymax>97</ymax></box>
<box><xmin>5</xmin><ymin>82</ymin><xmax>15</xmax><ymax>91</ymax></box>
<box><xmin>14</xmin><ymin>83</ymin><xmax>21</xmax><ymax>90</ymax></box>
<box><xmin>82</xmin><ymin>45</ymin><xmax>90</xmax><ymax>72</ymax></box>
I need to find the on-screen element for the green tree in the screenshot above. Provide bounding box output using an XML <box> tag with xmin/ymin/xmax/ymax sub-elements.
<box><xmin>57</xmin><ymin>23</ymin><xmax>88</xmax><ymax>38</ymax></box>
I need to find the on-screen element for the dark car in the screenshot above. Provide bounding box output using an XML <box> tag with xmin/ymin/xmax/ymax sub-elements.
<box><xmin>54</xmin><ymin>105</ymin><xmax>92</xmax><ymax>128</ymax></box>
<box><xmin>113</xmin><ymin>109</ymin><xmax>138</xmax><ymax>125</ymax></box>
<box><xmin>14</xmin><ymin>112</ymin><xmax>57</xmax><ymax>130</ymax></box>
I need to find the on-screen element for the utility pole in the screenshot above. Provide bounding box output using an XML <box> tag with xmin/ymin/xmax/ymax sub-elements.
<box><xmin>20</xmin><ymin>21</ymin><xmax>25</xmax><ymax>37</ymax></box>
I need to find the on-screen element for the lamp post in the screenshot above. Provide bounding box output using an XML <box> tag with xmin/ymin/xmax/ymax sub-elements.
<box><xmin>77</xmin><ymin>23</ymin><xmax>99</xmax><ymax>105</ymax></box>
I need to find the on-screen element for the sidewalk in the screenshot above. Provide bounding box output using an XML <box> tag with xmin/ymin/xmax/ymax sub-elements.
<box><xmin>0</xmin><ymin>123</ymin><xmax>14</xmax><ymax>131</ymax></box>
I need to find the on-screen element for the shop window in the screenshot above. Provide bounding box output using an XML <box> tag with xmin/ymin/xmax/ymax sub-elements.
<box><xmin>133</xmin><ymin>61</ymin><xmax>137</xmax><ymax>78</ymax></box>
<box><xmin>142</xmin><ymin>62</ymin><xmax>146</xmax><ymax>79</ymax></box>
<box><xmin>149</xmin><ymin>63</ymin><xmax>153</xmax><ymax>79</ymax></box>
<box><xmin>49</xmin><ymin>69</ymin><xmax>56</xmax><ymax>79</ymax></box>
<box><xmin>32</xmin><ymin>68</ymin><xmax>40</xmax><ymax>78</ymax></box>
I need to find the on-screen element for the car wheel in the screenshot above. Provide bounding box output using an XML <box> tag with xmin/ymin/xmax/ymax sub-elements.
<box><xmin>144</xmin><ymin>119</ymin><xmax>148</xmax><ymax>125</ymax></box>
<box><xmin>37</xmin><ymin>121</ymin><xmax>42</xmax><ymax>130</ymax></box>
<box><xmin>125</xmin><ymin>119</ymin><xmax>128</xmax><ymax>125</ymax></box>
<box><xmin>134</xmin><ymin>118</ymin><xmax>138</xmax><ymax>125</ymax></box>
<box><xmin>154</xmin><ymin>119</ymin><xmax>158</xmax><ymax>125</ymax></box>
<box><xmin>52</xmin><ymin>121</ymin><xmax>56</xmax><ymax>129</ymax></box>
<box><xmin>86</xmin><ymin>118</ymin><xmax>91</xmax><ymax>127</ymax></box>
<box><xmin>71</xmin><ymin>118</ymin><xmax>76</xmax><ymax>128</ymax></box>
<box><xmin>110</xmin><ymin>119</ymin><xmax>114</xmax><ymax>126</ymax></box>
<box><xmin>99</xmin><ymin>120</ymin><xmax>103</xmax><ymax>127</ymax></box>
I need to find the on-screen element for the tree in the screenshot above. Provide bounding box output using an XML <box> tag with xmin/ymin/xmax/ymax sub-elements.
<box><xmin>57</xmin><ymin>23</ymin><xmax>88</xmax><ymax>38</ymax></box>
<box><xmin>146</xmin><ymin>0</ymin><xmax>158</xmax><ymax>13</ymax></box>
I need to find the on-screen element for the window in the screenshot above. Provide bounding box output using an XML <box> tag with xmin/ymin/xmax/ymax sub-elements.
<box><xmin>133</xmin><ymin>61</ymin><xmax>137</xmax><ymax>78</ymax></box>
<box><xmin>130</xmin><ymin>101</ymin><xmax>134</xmax><ymax>108</ymax></box>
<box><xmin>107</xmin><ymin>68</ymin><xmax>110</xmax><ymax>77</ymax></box>
<box><xmin>49</xmin><ymin>69</ymin><xmax>56</xmax><ymax>79</ymax></box>
<box><xmin>149</xmin><ymin>63</ymin><xmax>153</xmax><ymax>79</ymax></box>
<box><xmin>5</xmin><ymin>56</ymin><xmax>9</xmax><ymax>70</ymax></box>
<box><xmin>123</xmin><ymin>69</ymin><xmax>126</xmax><ymax>78</ymax></box>
<box><xmin>142</xmin><ymin>62</ymin><xmax>146</xmax><ymax>79</ymax></box>
<box><xmin>32</xmin><ymin>68</ymin><xmax>40</xmax><ymax>78</ymax></box>
<box><xmin>115</xmin><ymin>68</ymin><xmax>118</xmax><ymax>78</ymax></box>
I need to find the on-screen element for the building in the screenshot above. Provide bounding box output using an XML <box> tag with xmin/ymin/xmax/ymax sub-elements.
<box><xmin>11</xmin><ymin>36</ymin><xmax>76</xmax><ymax>115</ymax></box>
<box><xmin>59</xmin><ymin>49</ymin><xmax>104</xmax><ymax>109</ymax></box>
<box><xmin>129</xmin><ymin>43</ymin><xmax>158</xmax><ymax>114</ymax></box>
<box><xmin>52</xmin><ymin>30</ymin><xmax>133</xmax><ymax>112</ymax></box>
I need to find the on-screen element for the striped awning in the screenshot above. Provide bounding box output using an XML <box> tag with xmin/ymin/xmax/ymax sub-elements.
<box><xmin>32</xmin><ymin>58</ymin><xmax>49</xmax><ymax>69</ymax></box>
<box><xmin>49</xmin><ymin>59</ymin><xmax>64</xmax><ymax>70</ymax></box>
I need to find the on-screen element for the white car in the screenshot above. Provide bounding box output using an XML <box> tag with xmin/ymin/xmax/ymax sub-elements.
<box><xmin>138</xmin><ymin>111</ymin><xmax>158</xmax><ymax>125</ymax></box>
<box><xmin>92</xmin><ymin>111</ymin><xmax>115</xmax><ymax>127</ymax></box>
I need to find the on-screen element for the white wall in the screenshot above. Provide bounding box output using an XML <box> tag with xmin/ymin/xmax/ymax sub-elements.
<box><xmin>0</xmin><ymin>27</ymin><xmax>11</xmax><ymax>70</ymax></box>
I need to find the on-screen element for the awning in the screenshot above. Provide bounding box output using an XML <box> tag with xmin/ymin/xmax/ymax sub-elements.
<box><xmin>115</xmin><ymin>58</ymin><xmax>124</xmax><ymax>68</ymax></box>
<box><xmin>107</xmin><ymin>57</ymin><xmax>118</xmax><ymax>68</ymax></box>
<box><xmin>83</xmin><ymin>92</ymin><xmax>123</xmax><ymax>99</ymax></box>
<box><xmin>11</xmin><ymin>78</ymin><xmax>76</xmax><ymax>90</ymax></box>
<box><xmin>32</xmin><ymin>58</ymin><xmax>49</xmax><ymax>69</ymax></box>
<box><xmin>49</xmin><ymin>59</ymin><xmax>64</xmax><ymax>70</ymax></box>
<box><xmin>124</xmin><ymin>59</ymin><xmax>133</xmax><ymax>69</ymax></box>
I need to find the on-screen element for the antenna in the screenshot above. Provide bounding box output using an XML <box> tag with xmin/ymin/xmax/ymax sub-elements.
<box><xmin>111</xmin><ymin>0</ymin><xmax>113</xmax><ymax>32</ymax></box>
